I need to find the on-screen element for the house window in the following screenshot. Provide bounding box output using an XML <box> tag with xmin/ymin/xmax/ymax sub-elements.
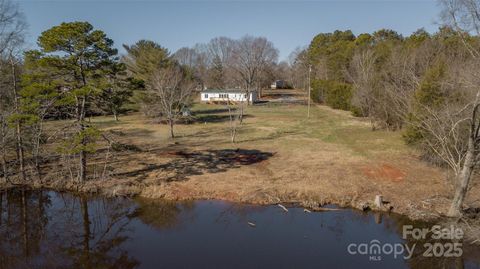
<box><xmin>220</xmin><ymin>93</ymin><xmax>228</xmax><ymax>98</ymax></box>
<box><xmin>204</xmin><ymin>94</ymin><xmax>208</xmax><ymax>98</ymax></box>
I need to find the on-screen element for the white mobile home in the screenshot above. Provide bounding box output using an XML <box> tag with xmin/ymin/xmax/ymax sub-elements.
<box><xmin>200</xmin><ymin>89</ymin><xmax>258</xmax><ymax>103</ymax></box>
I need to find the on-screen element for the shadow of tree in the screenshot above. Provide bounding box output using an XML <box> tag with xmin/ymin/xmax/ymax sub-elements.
<box><xmin>193</xmin><ymin>108</ymin><xmax>231</xmax><ymax>115</ymax></box>
<box><xmin>262</xmin><ymin>92</ymin><xmax>298</xmax><ymax>98</ymax></box>
<box><xmin>116</xmin><ymin>149</ymin><xmax>274</xmax><ymax>182</ymax></box>
<box><xmin>192</xmin><ymin>114</ymin><xmax>253</xmax><ymax>124</ymax></box>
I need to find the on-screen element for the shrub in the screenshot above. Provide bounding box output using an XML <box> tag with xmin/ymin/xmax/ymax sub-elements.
<box><xmin>311</xmin><ymin>79</ymin><xmax>353</xmax><ymax>111</ymax></box>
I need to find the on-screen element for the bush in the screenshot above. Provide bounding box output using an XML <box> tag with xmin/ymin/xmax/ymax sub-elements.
<box><xmin>310</xmin><ymin>79</ymin><xmax>329</xmax><ymax>103</ymax></box>
<box><xmin>311</xmin><ymin>79</ymin><xmax>353</xmax><ymax>111</ymax></box>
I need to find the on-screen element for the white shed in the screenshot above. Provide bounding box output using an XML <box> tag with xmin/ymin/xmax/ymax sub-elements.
<box><xmin>200</xmin><ymin>89</ymin><xmax>258</xmax><ymax>103</ymax></box>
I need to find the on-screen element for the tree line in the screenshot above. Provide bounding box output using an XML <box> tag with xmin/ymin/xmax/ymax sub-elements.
<box><xmin>293</xmin><ymin>0</ymin><xmax>480</xmax><ymax>217</ymax></box>
<box><xmin>0</xmin><ymin>17</ymin><xmax>203</xmax><ymax>184</ymax></box>
<box><xmin>0</xmin><ymin>0</ymin><xmax>282</xmax><ymax>185</ymax></box>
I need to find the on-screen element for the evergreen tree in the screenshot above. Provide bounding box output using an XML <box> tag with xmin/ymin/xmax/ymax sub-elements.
<box><xmin>24</xmin><ymin>21</ymin><xmax>118</xmax><ymax>182</ymax></box>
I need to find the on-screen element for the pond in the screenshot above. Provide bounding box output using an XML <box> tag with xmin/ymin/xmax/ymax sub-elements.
<box><xmin>0</xmin><ymin>189</ymin><xmax>479</xmax><ymax>269</ymax></box>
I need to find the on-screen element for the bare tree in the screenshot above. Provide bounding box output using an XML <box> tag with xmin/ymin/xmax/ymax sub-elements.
<box><xmin>147</xmin><ymin>65</ymin><xmax>195</xmax><ymax>138</ymax></box>
<box><xmin>0</xmin><ymin>58</ymin><xmax>14</xmax><ymax>182</ymax></box>
<box><xmin>385</xmin><ymin>45</ymin><xmax>480</xmax><ymax>217</ymax></box>
<box><xmin>348</xmin><ymin>48</ymin><xmax>377</xmax><ymax>119</ymax></box>
<box><xmin>287</xmin><ymin>47</ymin><xmax>309</xmax><ymax>90</ymax></box>
<box><xmin>230</xmin><ymin>36</ymin><xmax>279</xmax><ymax>104</ymax></box>
<box><xmin>0</xmin><ymin>0</ymin><xmax>26</xmax><ymax>182</ymax></box>
<box><xmin>174</xmin><ymin>47</ymin><xmax>198</xmax><ymax>69</ymax></box>
<box><xmin>174</xmin><ymin>37</ymin><xmax>278</xmax><ymax>143</ymax></box>
<box><xmin>205</xmin><ymin>37</ymin><xmax>235</xmax><ymax>89</ymax></box>
<box><xmin>8</xmin><ymin>52</ymin><xmax>25</xmax><ymax>181</ymax></box>
<box><xmin>174</xmin><ymin>44</ymin><xmax>210</xmax><ymax>90</ymax></box>
<box><xmin>373</xmin><ymin>41</ymin><xmax>436</xmax><ymax>131</ymax></box>
<box><xmin>403</xmin><ymin>76</ymin><xmax>477</xmax><ymax>217</ymax></box>
<box><xmin>0</xmin><ymin>0</ymin><xmax>26</xmax><ymax>57</ymax></box>
<box><xmin>438</xmin><ymin>0</ymin><xmax>480</xmax><ymax>216</ymax></box>
<box><xmin>225</xmin><ymin>101</ymin><xmax>241</xmax><ymax>143</ymax></box>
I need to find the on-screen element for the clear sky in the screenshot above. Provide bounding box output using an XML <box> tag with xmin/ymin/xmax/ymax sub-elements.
<box><xmin>18</xmin><ymin>0</ymin><xmax>442</xmax><ymax>60</ymax></box>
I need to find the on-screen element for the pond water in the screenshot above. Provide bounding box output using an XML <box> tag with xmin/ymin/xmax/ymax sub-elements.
<box><xmin>0</xmin><ymin>189</ymin><xmax>479</xmax><ymax>269</ymax></box>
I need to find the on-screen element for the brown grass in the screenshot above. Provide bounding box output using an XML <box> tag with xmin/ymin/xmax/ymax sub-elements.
<box><xmin>3</xmin><ymin>89</ymin><xmax>479</xmax><ymax>220</ymax></box>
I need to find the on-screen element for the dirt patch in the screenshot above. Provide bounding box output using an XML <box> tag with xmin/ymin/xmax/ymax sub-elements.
<box><xmin>361</xmin><ymin>164</ymin><xmax>406</xmax><ymax>182</ymax></box>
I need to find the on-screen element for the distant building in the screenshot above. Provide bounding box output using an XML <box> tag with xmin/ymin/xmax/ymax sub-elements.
<box><xmin>271</xmin><ymin>80</ymin><xmax>287</xmax><ymax>89</ymax></box>
<box><xmin>200</xmin><ymin>89</ymin><xmax>258</xmax><ymax>103</ymax></box>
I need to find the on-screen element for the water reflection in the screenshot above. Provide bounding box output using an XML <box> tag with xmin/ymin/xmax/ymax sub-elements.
<box><xmin>133</xmin><ymin>198</ymin><xmax>194</xmax><ymax>230</ymax></box>
<box><xmin>0</xmin><ymin>189</ymin><xmax>138</xmax><ymax>269</ymax></box>
<box><xmin>0</xmin><ymin>189</ymin><xmax>479</xmax><ymax>269</ymax></box>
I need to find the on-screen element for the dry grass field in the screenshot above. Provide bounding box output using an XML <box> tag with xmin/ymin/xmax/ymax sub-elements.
<box><xmin>6</xmin><ymin>90</ymin><xmax>480</xmax><ymax>220</ymax></box>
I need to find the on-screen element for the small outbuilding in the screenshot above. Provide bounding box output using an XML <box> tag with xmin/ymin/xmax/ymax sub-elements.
<box><xmin>270</xmin><ymin>80</ymin><xmax>287</xmax><ymax>89</ymax></box>
<box><xmin>200</xmin><ymin>89</ymin><xmax>258</xmax><ymax>104</ymax></box>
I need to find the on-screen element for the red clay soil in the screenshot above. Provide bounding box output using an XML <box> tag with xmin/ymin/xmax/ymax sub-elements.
<box><xmin>361</xmin><ymin>164</ymin><xmax>406</xmax><ymax>182</ymax></box>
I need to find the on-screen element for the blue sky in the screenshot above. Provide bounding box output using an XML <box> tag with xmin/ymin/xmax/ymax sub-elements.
<box><xmin>18</xmin><ymin>0</ymin><xmax>441</xmax><ymax>60</ymax></box>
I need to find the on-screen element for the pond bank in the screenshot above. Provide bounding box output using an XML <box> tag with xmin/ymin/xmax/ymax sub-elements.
<box><xmin>0</xmin><ymin>179</ymin><xmax>431</xmax><ymax>219</ymax></box>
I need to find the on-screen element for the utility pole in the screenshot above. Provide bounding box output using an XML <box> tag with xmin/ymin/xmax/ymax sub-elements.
<box><xmin>307</xmin><ymin>64</ymin><xmax>312</xmax><ymax>118</ymax></box>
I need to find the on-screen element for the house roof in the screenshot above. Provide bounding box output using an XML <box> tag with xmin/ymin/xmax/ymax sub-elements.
<box><xmin>201</xmin><ymin>89</ymin><xmax>256</xmax><ymax>93</ymax></box>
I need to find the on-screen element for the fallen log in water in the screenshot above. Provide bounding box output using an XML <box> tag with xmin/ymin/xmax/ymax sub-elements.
<box><xmin>278</xmin><ymin>204</ymin><xmax>289</xmax><ymax>212</ymax></box>
<box><xmin>314</xmin><ymin>207</ymin><xmax>342</xmax><ymax>212</ymax></box>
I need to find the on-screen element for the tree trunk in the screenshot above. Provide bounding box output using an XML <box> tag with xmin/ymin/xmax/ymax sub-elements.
<box><xmin>231</xmin><ymin>123</ymin><xmax>237</xmax><ymax>143</ymax></box>
<box><xmin>79</xmin><ymin>143</ymin><xmax>87</xmax><ymax>182</ymax></box>
<box><xmin>227</xmin><ymin>105</ymin><xmax>237</xmax><ymax>143</ymax></box>
<box><xmin>32</xmin><ymin>120</ymin><xmax>44</xmax><ymax>183</ymax></box>
<box><xmin>448</xmin><ymin>137</ymin><xmax>476</xmax><ymax>217</ymax></box>
<box><xmin>169</xmin><ymin>118</ymin><xmax>175</xmax><ymax>139</ymax></box>
<box><xmin>78</xmin><ymin>96</ymin><xmax>87</xmax><ymax>183</ymax></box>
<box><xmin>1</xmin><ymin>120</ymin><xmax>7</xmax><ymax>182</ymax></box>
<box><xmin>34</xmin><ymin>159</ymin><xmax>41</xmax><ymax>183</ymax></box>
<box><xmin>11</xmin><ymin>58</ymin><xmax>25</xmax><ymax>181</ymax></box>
<box><xmin>1</xmin><ymin>158</ymin><xmax>7</xmax><ymax>183</ymax></box>
<box><xmin>0</xmin><ymin>191</ymin><xmax>3</xmax><ymax>225</ymax></box>
<box><xmin>113</xmin><ymin>111</ymin><xmax>118</xmax><ymax>121</ymax></box>
<box><xmin>33</xmin><ymin>133</ymin><xmax>42</xmax><ymax>182</ymax></box>
<box><xmin>1</xmin><ymin>135</ymin><xmax>8</xmax><ymax>183</ymax></box>
<box><xmin>16</xmin><ymin>122</ymin><xmax>26</xmax><ymax>181</ymax></box>
<box><xmin>239</xmin><ymin>102</ymin><xmax>245</xmax><ymax>125</ymax></box>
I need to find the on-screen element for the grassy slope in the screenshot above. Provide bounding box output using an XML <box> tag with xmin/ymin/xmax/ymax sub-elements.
<box><xmin>79</xmin><ymin>101</ymin><xmax>467</xmax><ymax>220</ymax></box>
<box><xmin>17</xmin><ymin>94</ymin><xmax>477</xmax><ymax>220</ymax></box>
